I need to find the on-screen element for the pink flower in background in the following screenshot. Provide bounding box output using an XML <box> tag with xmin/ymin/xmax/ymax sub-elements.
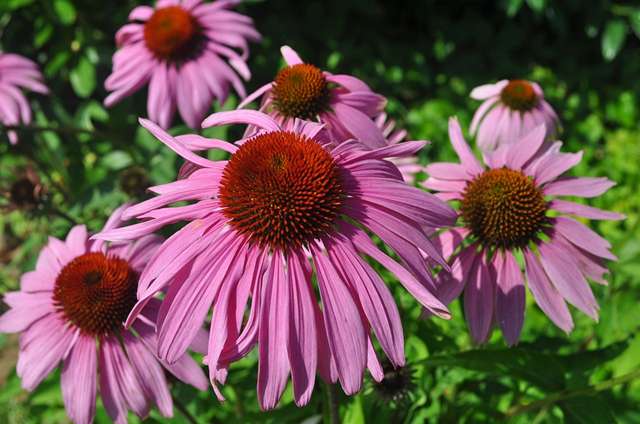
<box><xmin>104</xmin><ymin>0</ymin><xmax>260</xmax><ymax>129</ymax></box>
<box><xmin>96</xmin><ymin>110</ymin><xmax>457</xmax><ymax>410</ymax></box>
<box><xmin>375</xmin><ymin>112</ymin><xmax>422</xmax><ymax>184</ymax></box>
<box><xmin>240</xmin><ymin>46</ymin><xmax>387</xmax><ymax>148</ymax></box>
<box><xmin>424</xmin><ymin>118</ymin><xmax>622</xmax><ymax>345</ymax></box>
<box><xmin>0</xmin><ymin>207</ymin><xmax>207</xmax><ymax>424</ymax></box>
<box><xmin>0</xmin><ymin>53</ymin><xmax>48</xmax><ymax>144</ymax></box>
<box><xmin>470</xmin><ymin>79</ymin><xmax>559</xmax><ymax>151</ymax></box>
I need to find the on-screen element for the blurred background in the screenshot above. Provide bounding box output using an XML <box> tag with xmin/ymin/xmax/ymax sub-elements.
<box><xmin>1</xmin><ymin>0</ymin><xmax>639</xmax><ymax>422</ymax></box>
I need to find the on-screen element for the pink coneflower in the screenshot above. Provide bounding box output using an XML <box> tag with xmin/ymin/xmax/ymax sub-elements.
<box><xmin>375</xmin><ymin>112</ymin><xmax>422</xmax><ymax>184</ymax></box>
<box><xmin>240</xmin><ymin>46</ymin><xmax>387</xmax><ymax>147</ymax></box>
<box><xmin>470</xmin><ymin>79</ymin><xmax>559</xmax><ymax>151</ymax></box>
<box><xmin>0</xmin><ymin>53</ymin><xmax>48</xmax><ymax>144</ymax></box>
<box><xmin>424</xmin><ymin>118</ymin><xmax>622</xmax><ymax>345</ymax></box>
<box><xmin>0</xmin><ymin>207</ymin><xmax>207</xmax><ymax>424</ymax></box>
<box><xmin>104</xmin><ymin>0</ymin><xmax>260</xmax><ymax>129</ymax></box>
<box><xmin>96</xmin><ymin>110</ymin><xmax>457</xmax><ymax>410</ymax></box>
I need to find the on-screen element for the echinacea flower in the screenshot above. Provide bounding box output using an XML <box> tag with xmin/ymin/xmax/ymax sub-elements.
<box><xmin>375</xmin><ymin>112</ymin><xmax>422</xmax><ymax>184</ymax></box>
<box><xmin>470</xmin><ymin>79</ymin><xmax>559</xmax><ymax>151</ymax></box>
<box><xmin>0</xmin><ymin>53</ymin><xmax>48</xmax><ymax>144</ymax></box>
<box><xmin>239</xmin><ymin>46</ymin><xmax>387</xmax><ymax>148</ymax></box>
<box><xmin>104</xmin><ymin>0</ymin><xmax>260</xmax><ymax>128</ymax></box>
<box><xmin>0</xmin><ymin>207</ymin><xmax>207</xmax><ymax>424</ymax></box>
<box><xmin>424</xmin><ymin>118</ymin><xmax>622</xmax><ymax>345</ymax></box>
<box><xmin>96</xmin><ymin>110</ymin><xmax>457</xmax><ymax>410</ymax></box>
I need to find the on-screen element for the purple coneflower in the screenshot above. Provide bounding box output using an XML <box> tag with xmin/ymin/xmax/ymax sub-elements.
<box><xmin>424</xmin><ymin>118</ymin><xmax>622</xmax><ymax>345</ymax></box>
<box><xmin>240</xmin><ymin>46</ymin><xmax>387</xmax><ymax>148</ymax></box>
<box><xmin>470</xmin><ymin>79</ymin><xmax>559</xmax><ymax>151</ymax></box>
<box><xmin>104</xmin><ymin>0</ymin><xmax>260</xmax><ymax>128</ymax></box>
<box><xmin>0</xmin><ymin>53</ymin><xmax>48</xmax><ymax>144</ymax></box>
<box><xmin>0</xmin><ymin>207</ymin><xmax>207</xmax><ymax>424</ymax></box>
<box><xmin>96</xmin><ymin>110</ymin><xmax>457</xmax><ymax>410</ymax></box>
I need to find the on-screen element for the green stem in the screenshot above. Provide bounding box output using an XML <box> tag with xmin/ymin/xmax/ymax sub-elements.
<box><xmin>324</xmin><ymin>382</ymin><xmax>341</xmax><ymax>424</ymax></box>
<box><xmin>506</xmin><ymin>369</ymin><xmax>640</xmax><ymax>417</ymax></box>
<box><xmin>173</xmin><ymin>396</ymin><xmax>199</xmax><ymax>424</ymax></box>
<box><xmin>48</xmin><ymin>206</ymin><xmax>79</xmax><ymax>226</ymax></box>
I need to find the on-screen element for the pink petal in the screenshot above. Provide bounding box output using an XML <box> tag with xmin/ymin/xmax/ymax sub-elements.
<box><xmin>538</xmin><ymin>240</ymin><xmax>599</xmax><ymax>319</ymax></box>
<box><xmin>524</xmin><ymin>249</ymin><xmax>574</xmax><ymax>332</ymax></box>
<box><xmin>280</xmin><ymin>45</ymin><xmax>304</xmax><ymax>65</ymax></box>
<box><xmin>550</xmin><ymin>199</ymin><xmax>624</xmax><ymax>221</ymax></box>
<box><xmin>495</xmin><ymin>251</ymin><xmax>525</xmax><ymax>346</ymax></box>
<box><xmin>18</xmin><ymin>315</ymin><xmax>79</xmax><ymax>391</ymax></box>
<box><xmin>470</xmin><ymin>80</ymin><xmax>507</xmax><ymax>100</ymax></box>
<box><xmin>313</xmin><ymin>244</ymin><xmax>366</xmax><ymax>395</ymax></box>
<box><xmin>464</xmin><ymin>255</ymin><xmax>495</xmax><ymax>344</ymax></box>
<box><xmin>449</xmin><ymin>117</ymin><xmax>483</xmax><ymax>175</ymax></box>
<box><xmin>0</xmin><ymin>291</ymin><xmax>53</xmax><ymax>333</ymax></box>
<box><xmin>332</xmin><ymin>103</ymin><xmax>386</xmax><ymax>148</ymax></box>
<box><xmin>123</xmin><ymin>332</ymin><xmax>173</xmax><ymax>417</ymax></box>
<box><xmin>257</xmin><ymin>251</ymin><xmax>290</xmax><ymax>410</ymax></box>
<box><xmin>543</xmin><ymin>177</ymin><xmax>616</xmax><ymax>198</ymax></box>
<box><xmin>61</xmin><ymin>335</ymin><xmax>97</xmax><ymax>424</ymax></box>
<box><xmin>287</xmin><ymin>251</ymin><xmax>318</xmax><ymax>406</ymax></box>
<box><xmin>553</xmin><ymin>216</ymin><xmax>615</xmax><ymax>260</ymax></box>
<box><xmin>328</xmin><ymin>239</ymin><xmax>404</xmax><ymax>366</ymax></box>
<box><xmin>505</xmin><ymin>124</ymin><xmax>546</xmax><ymax>170</ymax></box>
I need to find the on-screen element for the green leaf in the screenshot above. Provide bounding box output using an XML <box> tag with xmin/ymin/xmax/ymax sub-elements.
<box><xmin>629</xmin><ymin>10</ymin><xmax>640</xmax><ymax>39</ymax></box>
<box><xmin>102</xmin><ymin>151</ymin><xmax>133</xmax><ymax>170</ymax></box>
<box><xmin>0</xmin><ymin>0</ymin><xmax>34</xmax><ymax>11</ymax></box>
<box><xmin>601</xmin><ymin>20</ymin><xmax>628</xmax><ymax>61</ymax></box>
<box><xmin>422</xmin><ymin>347</ymin><xmax>566</xmax><ymax>390</ymax></box>
<box><xmin>70</xmin><ymin>56</ymin><xmax>96</xmax><ymax>98</ymax></box>
<box><xmin>526</xmin><ymin>0</ymin><xmax>545</xmax><ymax>13</ymax></box>
<box><xmin>53</xmin><ymin>0</ymin><xmax>76</xmax><ymax>25</ymax></box>
<box><xmin>561</xmin><ymin>395</ymin><xmax>616</xmax><ymax>424</ymax></box>
<box><xmin>343</xmin><ymin>395</ymin><xmax>365</xmax><ymax>424</ymax></box>
<box><xmin>505</xmin><ymin>0</ymin><xmax>525</xmax><ymax>17</ymax></box>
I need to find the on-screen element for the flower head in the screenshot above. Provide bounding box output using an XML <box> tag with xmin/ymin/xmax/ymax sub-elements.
<box><xmin>104</xmin><ymin>0</ymin><xmax>260</xmax><ymax>129</ymax></box>
<box><xmin>470</xmin><ymin>79</ymin><xmax>559</xmax><ymax>151</ymax></box>
<box><xmin>424</xmin><ymin>118</ymin><xmax>623</xmax><ymax>345</ymax></box>
<box><xmin>240</xmin><ymin>46</ymin><xmax>388</xmax><ymax>148</ymax></box>
<box><xmin>0</xmin><ymin>207</ymin><xmax>207</xmax><ymax>424</ymax></box>
<box><xmin>0</xmin><ymin>53</ymin><xmax>48</xmax><ymax>144</ymax></box>
<box><xmin>96</xmin><ymin>110</ymin><xmax>457</xmax><ymax>410</ymax></box>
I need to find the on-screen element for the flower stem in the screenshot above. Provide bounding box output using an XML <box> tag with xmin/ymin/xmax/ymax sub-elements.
<box><xmin>173</xmin><ymin>396</ymin><xmax>199</xmax><ymax>424</ymax></box>
<box><xmin>324</xmin><ymin>382</ymin><xmax>341</xmax><ymax>424</ymax></box>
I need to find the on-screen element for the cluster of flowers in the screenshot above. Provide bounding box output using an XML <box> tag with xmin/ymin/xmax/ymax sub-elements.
<box><xmin>0</xmin><ymin>0</ymin><xmax>622</xmax><ymax>423</ymax></box>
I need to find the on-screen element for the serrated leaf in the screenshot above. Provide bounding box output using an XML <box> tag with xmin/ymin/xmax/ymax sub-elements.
<box><xmin>601</xmin><ymin>20</ymin><xmax>628</xmax><ymax>61</ymax></box>
<box><xmin>70</xmin><ymin>56</ymin><xmax>96</xmax><ymax>98</ymax></box>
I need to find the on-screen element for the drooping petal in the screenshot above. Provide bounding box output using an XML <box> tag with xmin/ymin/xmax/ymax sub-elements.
<box><xmin>287</xmin><ymin>251</ymin><xmax>318</xmax><ymax>406</ymax></box>
<box><xmin>495</xmin><ymin>251</ymin><xmax>525</xmax><ymax>346</ymax></box>
<box><xmin>524</xmin><ymin>249</ymin><xmax>574</xmax><ymax>332</ymax></box>
<box><xmin>257</xmin><ymin>250</ymin><xmax>290</xmax><ymax>410</ymax></box>
<box><xmin>61</xmin><ymin>335</ymin><xmax>97</xmax><ymax>424</ymax></box>
<box><xmin>312</xmin><ymin>244</ymin><xmax>366</xmax><ymax>395</ymax></box>
<box><xmin>463</xmin><ymin>255</ymin><xmax>495</xmax><ymax>344</ymax></box>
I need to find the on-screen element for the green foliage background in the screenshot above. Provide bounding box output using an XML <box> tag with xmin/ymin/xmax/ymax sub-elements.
<box><xmin>1</xmin><ymin>0</ymin><xmax>639</xmax><ymax>422</ymax></box>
